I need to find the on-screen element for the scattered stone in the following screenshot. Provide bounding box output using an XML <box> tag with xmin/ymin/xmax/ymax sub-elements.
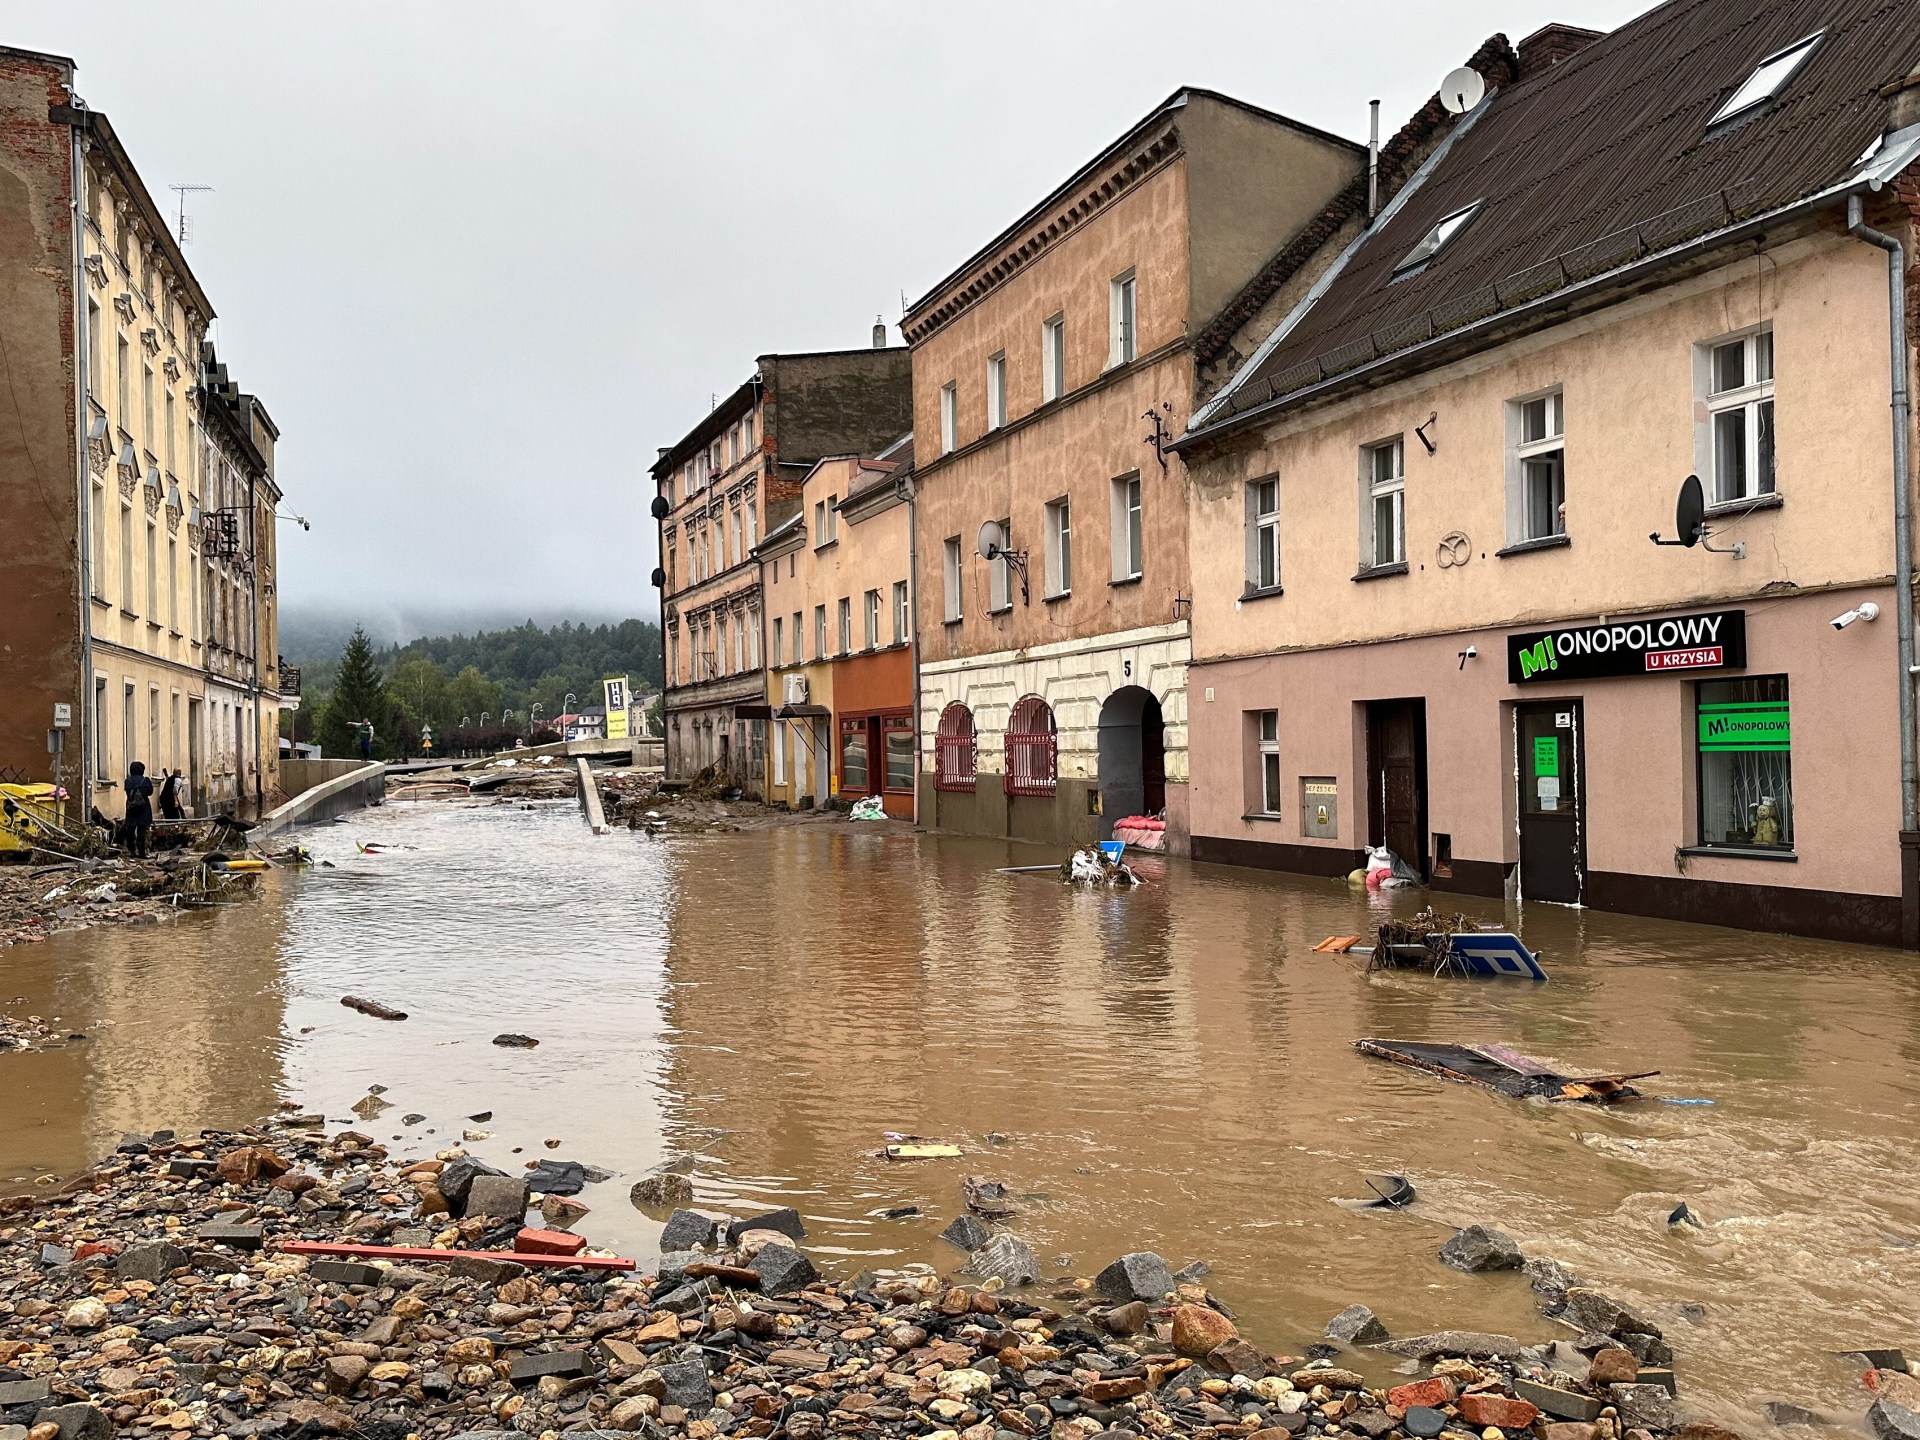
<box><xmin>538</xmin><ymin>1193</ymin><xmax>590</xmax><ymax>1229</ymax></box>
<box><xmin>1324</xmin><ymin>1303</ymin><xmax>1389</xmax><ymax>1345</ymax></box>
<box><xmin>0</xmin><ymin>1381</ymin><xmax>51</xmax><ymax>1407</ymax></box>
<box><xmin>1560</xmin><ymin>1288</ymin><xmax>1663</xmax><ymax>1339</ymax></box>
<box><xmin>1514</xmin><ymin>1377</ymin><xmax>1602</xmax><ymax>1421</ymax></box>
<box><xmin>30</xmin><ymin>1405</ymin><xmax>110</xmax><ymax>1440</ymax></box>
<box><xmin>731</xmin><ymin>1205</ymin><xmax>805</xmax><ymax>1240</ymax></box>
<box><xmin>1402</xmin><ymin>1408</ymin><xmax>1447</xmax><ymax>1439</ymax></box>
<box><xmin>491</xmin><ymin>1033</ymin><xmax>539</xmax><ymax>1047</ymax></box>
<box><xmin>112</xmin><ymin>1240</ymin><xmax>189</xmax><ymax>1281</ymax></box>
<box><xmin>1173</xmin><ymin>1260</ymin><xmax>1212</xmax><ymax>1284</ymax></box>
<box><xmin>969</xmin><ymin>1232</ymin><xmax>1037</xmax><ymax>1287</ymax></box>
<box><xmin>1105</xmin><ymin>1300</ymin><xmax>1150</xmax><ymax>1336</ymax></box>
<box><xmin>193</xmin><ymin>1218</ymin><xmax>264</xmax><ymax>1249</ymax></box>
<box><xmin>1439</xmin><ymin>1224</ymin><xmax>1524</xmax><ymax>1272</ymax></box>
<box><xmin>657</xmin><ymin>1358</ymin><xmax>712</xmax><ymax>1412</ymax></box>
<box><xmin>309</xmin><ymin>1259</ymin><xmax>384</xmax><ymax>1287</ymax></box>
<box><xmin>464</xmin><ymin>1173</ymin><xmax>530</xmax><ymax>1220</ymax></box>
<box><xmin>61</xmin><ymin>1297</ymin><xmax>108</xmax><ymax>1330</ymax></box>
<box><xmin>1094</xmin><ymin>1251</ymin><xmax>1175</xmax><ymax>1302</ymax></box>
<box><xmin>750</xmin><ymin>1240</ymin><xmax>819</xmax><ymax>1295</ymax></box>
<box><xmin>1526</xmin><ymin>1255</ymin><xmax>1578</xmax><ymax>1299</ymax></box>
<box><xmin>629</xmin><ymin>1173</ymin><xmax>696</xmax><ymax>1207</ymax></box>
<box><xmin>1870</xmin><ymin>1399</ymin><xmax>1920</xmax><ymax>1440</ymax></box>
<box><xmin>508</xmin><ymin>1350</ymin><xmax>593</xmax><ymax>1384</ymax></box>
<box><xmin>1587</xmin><ymin>1346</ymin><xmax>1638</xmax><ymax>1385</ymax></box>
<box><xmin>1457</xmin><ymin>1393</ymin><xmax>1541</xmax><ymax>1429</ymax></box>
<box><xmin>1609</xmin><ymin>1383</ymin><xmax>1677</xmax><ymax>1431</ymax></box>
<box><xmin>1172</xmin><ymin>1305</ymin><xmax>1238</xmax><ymax>1357</ymax></box>
<box><xmin>940</xmin><ymin>1213</ymin><xmax>992</xmax><ymax>1251</ymax></box>
<box><xmin>659</xmin><ymin>1207</ymin><xmax>720</xmax><ymax>1251</ymax></box>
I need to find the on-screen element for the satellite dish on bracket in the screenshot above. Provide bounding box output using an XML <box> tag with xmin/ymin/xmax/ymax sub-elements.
<box><xmin>1440</xmin><ymin>67</ymin><xmax>1487</xmax><ymax>115</ymax></box>
<box><xmin>975</xmin><ymin>519</ymin><xmax>1032</xmax><ymax>604</ymax></box>
<box><xmin>1650</xmin><ymin>474</ymin><xmax>1745</xmax><ymax>558</ymax></box>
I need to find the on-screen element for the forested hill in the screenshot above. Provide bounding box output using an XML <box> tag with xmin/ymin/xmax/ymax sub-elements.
<box><xmin>383</xmin><ymin>619</ymin><xmax>663</xmax><ymax>696</ymax></box>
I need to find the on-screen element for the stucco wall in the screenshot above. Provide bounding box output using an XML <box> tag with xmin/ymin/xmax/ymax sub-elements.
<box><xmin>1187</xmin><ymin>586</ymin><xmax>1902</xmax><ymax>940</ymax></box>
<box><xmin>1187</xmin><ymin>235</ymin><xmax>1900</xmax><ymax>661</ymax></box>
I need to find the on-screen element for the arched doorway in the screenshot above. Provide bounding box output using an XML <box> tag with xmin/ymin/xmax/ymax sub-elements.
<box><xmin>1097</xmin><ymin>686</ymin><xmax>1165</xmax><ymax>839</ymax></box>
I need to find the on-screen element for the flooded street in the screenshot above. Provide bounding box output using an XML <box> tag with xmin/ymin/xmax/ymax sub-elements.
<box><xmin>6</xmin><ymin>797</ymin><xmax>1920</xmax><ymax>1430</ymax></box>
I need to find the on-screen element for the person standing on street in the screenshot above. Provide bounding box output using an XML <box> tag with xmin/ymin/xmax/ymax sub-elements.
<box><xmin>159</xmin><ymin>768</ymin><xmax>185</xmax><ymax>821</ymax></box>
<box><xmin>123</xmin><ymin>761</ymin><xmax>154</xmax><ymax>858</ymax></box>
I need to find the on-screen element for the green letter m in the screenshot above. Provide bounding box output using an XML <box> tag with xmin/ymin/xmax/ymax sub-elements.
<box><xmin>1518</xmin><ymin>637</ymin><xmax>1557</xmax><ymax>680</ymax></box>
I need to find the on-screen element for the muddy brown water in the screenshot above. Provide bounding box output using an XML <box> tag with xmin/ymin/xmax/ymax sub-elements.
<box><xmin>4</xmin><ymin>795</ymin><xmax>1918</xmax><ymax>1430</ymax></box>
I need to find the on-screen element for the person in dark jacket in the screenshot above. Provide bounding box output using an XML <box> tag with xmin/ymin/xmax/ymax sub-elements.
<box><xmin>158</xmin><ymin>769</ymin><xmax>185</xmax><ymax>821</ymax></box>
<box><xmin>123</xmin><ymin>761</ymin><xmax>154</xmax><ymax>858</ymax></box>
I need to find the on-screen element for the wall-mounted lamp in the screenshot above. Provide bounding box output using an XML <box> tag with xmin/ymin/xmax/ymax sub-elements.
<box><xmin>1414</xmin><ymin>412</ymin><xmax>1438</xmax><ymax>455</ymax></box>
<box><xmin>1457</xmin><ymin>644</ymin><xmax>1478</xmax><ymax>671</ymax></box>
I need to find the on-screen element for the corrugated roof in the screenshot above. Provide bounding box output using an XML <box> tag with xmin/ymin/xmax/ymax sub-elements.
<box><xmin>1207</xmin><ymin>0</ymin><xmax>1920</xmax><ymax>422</ymax></box>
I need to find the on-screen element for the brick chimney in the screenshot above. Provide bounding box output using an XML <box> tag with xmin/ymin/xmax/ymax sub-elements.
<box><xmin>1883</xmin><ymin>67</ymin><xmax>1920</xmax><ymax>131</ymax></box>
<box><xmin>1517</xmin><ymin>23</ymin><xmax>1605</xmax><ymax>78</ymax></box>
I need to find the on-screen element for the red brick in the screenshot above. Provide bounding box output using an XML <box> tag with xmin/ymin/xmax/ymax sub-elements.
<box><xmin>1457</xmin><ymin>1393</ymin><xmax>1541</xmax><ymax>1429</ymax></box>
<box><xmin>513</xmin><ymin>1227</ymin><xmax>586</xmax><ymax>1256</ymax></box>
<box><xmin>1387</xmin><ymin>1377</ymin><xmax>1457</xmax><ymax>1411</ymax></box>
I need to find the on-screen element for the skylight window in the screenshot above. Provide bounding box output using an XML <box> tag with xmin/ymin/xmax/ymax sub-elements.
<box><xmin>1394</xmin><ymin>202</ymin><xmax>1480</xmax><ymax>276</ymax></box>
<box><xmin>1709</xmin><ymin>32</ymin><xmax>1823</xmax><ymax>127</ymax></box>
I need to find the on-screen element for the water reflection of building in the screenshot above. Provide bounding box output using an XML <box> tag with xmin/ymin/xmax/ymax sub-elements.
<box><xmin>66</xmin><ymin>889</ymin><xmax>291</xmax><ymax>1163</ymax></box>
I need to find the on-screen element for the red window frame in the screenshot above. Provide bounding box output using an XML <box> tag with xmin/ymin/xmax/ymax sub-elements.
<box><xmin>1004</xmin><ymin>694</ymin><xmax>1057</xmax><ymax>797</ymax></box>
<box><xmin>935</xmin><ymin>702</ymin><xmax>977</xmax><ymax>793</ymax></box>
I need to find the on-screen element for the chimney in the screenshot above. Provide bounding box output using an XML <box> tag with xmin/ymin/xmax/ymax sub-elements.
<box><xmin>872</xmin><ymin>316</ymin><xmax>887</xmax><ymax>349</ymax></box>
<box><xmin>1884</xmin><ymin>67</ymin><xmax>1920</xmax><ymax>131</ymax></box>
<box><xmin>1516</xmin><ymin>23</ymin><xmax>1605</xmax><ymax>79</ymax></box>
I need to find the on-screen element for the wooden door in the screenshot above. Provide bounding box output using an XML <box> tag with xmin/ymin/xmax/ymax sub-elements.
<box><xmin>1367</xmin><ymin>700</ymin><xmax>1428</xmax><ymax>877</ymax></box>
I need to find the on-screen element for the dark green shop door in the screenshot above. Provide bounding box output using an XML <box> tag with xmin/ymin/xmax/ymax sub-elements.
<box><xmin>1516</xmin><ymin>702</ymin><xmax>1584</xmax><ymax>905</ymax></box>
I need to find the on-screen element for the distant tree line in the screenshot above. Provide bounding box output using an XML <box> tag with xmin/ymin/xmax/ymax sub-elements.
<box><xmin>285</xmin><ymin>618</ymin><xmax>663</xmax><ymax>760</ymax></box>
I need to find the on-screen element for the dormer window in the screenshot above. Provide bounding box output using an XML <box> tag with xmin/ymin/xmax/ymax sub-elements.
<box><xmin>1394</xmin><ymin>203</ymin><xmax>1480</xmax><ymax>276</ymax></box>
<box><xmin>1708</xmin><ymin>33</ymin><xmax>1822</xmax><ymax>127</ymax></box>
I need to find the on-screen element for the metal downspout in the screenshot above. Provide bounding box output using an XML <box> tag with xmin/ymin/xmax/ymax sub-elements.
<box><xmin>1848</xmin><ymin>192</ymin><xmax>1919</xmax><ymax>946</ymax></box>
<box><xmin>902</xmin><ymin>471</ymin><xmax>920</xmax><ymax>826</ymax></box>
<box><xmin>68</xmin><ymin>101</ymin><xmax>95</xmax><ymax>820</ymax></box>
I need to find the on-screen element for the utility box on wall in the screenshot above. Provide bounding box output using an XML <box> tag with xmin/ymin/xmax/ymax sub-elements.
<box><xmin>1302</xmin><ymin>777</ymin><xmax>1338</xmax><ymax>839</ymax></box>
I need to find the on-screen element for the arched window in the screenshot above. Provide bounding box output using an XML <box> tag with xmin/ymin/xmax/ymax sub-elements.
<box><xmin>935</xmin><ymin>702</ymin><xmax>977</xmax><ymax>792</ymax></box>
<box><xmin>1004</xmin><ymin>694</ymin><xmax>1057</xmax><ymax>797</ymax></box>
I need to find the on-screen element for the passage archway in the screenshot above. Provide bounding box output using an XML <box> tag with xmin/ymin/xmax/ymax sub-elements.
<box><xmin>1097</xmin><ymin>686</ymin><xmax>1165</xmax><ymax>839</ymax></box>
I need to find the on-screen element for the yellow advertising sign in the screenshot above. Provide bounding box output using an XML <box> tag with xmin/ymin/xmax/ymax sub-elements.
<box><xmin>603</xmin><ymin>677</ymin><xmax>630</xmax><ymax>740</ymax></box>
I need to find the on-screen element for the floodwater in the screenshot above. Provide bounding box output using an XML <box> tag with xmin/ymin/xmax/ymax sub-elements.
<box><xmin>5</xmin><ymin>797</ymin><xmax>1920</xmax><ymax>1430</ymax></box>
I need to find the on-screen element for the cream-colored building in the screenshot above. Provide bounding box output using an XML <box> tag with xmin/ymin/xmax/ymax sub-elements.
<box><xmin>0</xmin><ymin>46</ymin><xmax>285</xmax><ymax>823</ymax></box>
<box><xmin>1178</xmin><ymin>6</ymin><xmax>1920</xmax><ymax>945</ymax></box>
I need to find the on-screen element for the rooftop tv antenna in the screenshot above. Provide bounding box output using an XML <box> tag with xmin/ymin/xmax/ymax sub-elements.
<box><xmin>1439</xmin><ymin>67</ymin><xmax>1486</xmax><ymax>115</ymax></box>
<box><xmin>168</xmin><ymin>183</ymin><xmax>213</xmax><ymax>245</ymax></box>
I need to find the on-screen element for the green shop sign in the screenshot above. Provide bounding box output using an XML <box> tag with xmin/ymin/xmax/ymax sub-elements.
<box><xmin>1698</xmin><ymin>701</ymin><xmax>1791</xmax><ymax>751</ymax></box>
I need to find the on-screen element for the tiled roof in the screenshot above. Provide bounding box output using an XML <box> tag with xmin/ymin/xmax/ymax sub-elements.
<box><xmin>1202</xmin><ymin>0</ymin><xmax>1920</xmax><ymax>427</ymax></box>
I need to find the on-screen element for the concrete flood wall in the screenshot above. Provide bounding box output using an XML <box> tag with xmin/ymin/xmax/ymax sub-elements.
<box><xmin>260</xmin><ymin>760</ymin><xmax>387</xmax><ymax>835</ymax></box>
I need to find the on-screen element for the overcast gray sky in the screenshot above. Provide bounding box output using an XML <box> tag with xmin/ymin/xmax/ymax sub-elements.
<box><xmin>10</xmin><ymin>0</ymin><xmax>1649</xmax><ymax>628</ymax></box>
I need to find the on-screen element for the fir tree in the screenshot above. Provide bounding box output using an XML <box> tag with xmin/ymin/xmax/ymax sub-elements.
<box><xmin>318</xmin><ymin>627</ymin><xmax>393</xmax><ymax>758</ymax></box>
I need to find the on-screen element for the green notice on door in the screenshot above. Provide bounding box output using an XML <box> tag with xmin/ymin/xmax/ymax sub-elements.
<box><xmin>1698</xmin><ymin>700</ymin><xmax>1791</xmax><ymax>751</ymax></box>
<box><xmin>1533</xmin><ymin>736</ymin><xmax>1559</xmax><ymax>776</ymax></box>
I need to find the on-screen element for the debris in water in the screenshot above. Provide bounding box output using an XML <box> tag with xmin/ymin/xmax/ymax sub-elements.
<box><xmin>882</xmin><ymin>1134</ymin><xmax>962</xmax><ymax>1161</ymax></box>
<box><xmin>491</xmin><ymin>1032</ymin><xmax>539</xmax><ymax>1048</ymax></box>
<box><xmin>1355</xmin><ymin>1038</ymin><xmax>1655</xmax><ymax>1104</ymax></box>
<box><xmin>1063</xmin><ymin>846</ymin><xmax>1139</xmax><ymax>887</ymax></box>
<box><xmin>963</xmin><ymin>1174</ymin><xmax>1017</xmax><ymax>1217</ymax></box>
<box><xmin>351</xmin><ymin>1094</ymin><xmax>391</xmax><ymax>1120</ymax></box>
<box><xmin>340</xmin><ymin>995</ymin><xmax>407</xmax><ymax>1021</ymax></box>
<box><xmin>467</xmin><ymin>1110</ymin><xmax>493</xmax><ymax>1122</ymax></box>
<box><xmin>1668</xmin><ymin>1201</ymin><xmax>1702</xmax><ymax>1228</ymax></box>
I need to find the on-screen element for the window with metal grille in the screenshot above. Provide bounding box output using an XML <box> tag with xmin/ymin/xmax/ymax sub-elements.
<box><xmin>935</xmin><ymin>702</ymin><xmax>976</xmax><ymax>793</ymax></box>
<box><xmin>1004</xmin><ymin>694</ymin><xmax>1057</xmax><ymax>797</ymax></box>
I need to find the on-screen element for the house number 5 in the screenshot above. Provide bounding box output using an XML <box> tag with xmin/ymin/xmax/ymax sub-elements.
<box><xmin>1123</xmin><ymin>660</ymin><xmax>1133</xmax><ymax>678</ymax></box>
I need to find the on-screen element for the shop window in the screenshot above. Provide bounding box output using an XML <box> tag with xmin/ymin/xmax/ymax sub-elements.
<box><xmin>1246</xmin><ymin>476</ymin><xmax>1280</xmax><ymax>592</ymax></box>
<box><xmin>1696</xmin><ymin>675</ymin><xmax>1793</xmax><ymax>850</ymax></box>
<box><xmin>1004</xmin><ymin>694</ymin><xmax>1057</xmax><ymax>797</ymax></box>
<box><xmin>935</xmin><ymin>702</ymin><xmax>976</xmax><ymax>792</ymax></box>
<box><xmin>1701</xmin><ymin>329</ymin><xmax>1774</xmax><ymax>504</ymax></box>
<box><xmin>840</xmin><ymin>718</ymin><xmax>870</xmax><ymax>795</ymax></box>
<box><xmin>884</xmin><ymin>718</ymin><xmax>915</xmax><ymax>793</ymax></box>
<box><xmin>1361</xmin><ymin>438</ymin><xmax>1405</xmax><ymax>569</ymax></box>
<box><xmin>1507</xmin><ymin>389</ymin><xmax>1565</xmax><ymax>542</ymax></box>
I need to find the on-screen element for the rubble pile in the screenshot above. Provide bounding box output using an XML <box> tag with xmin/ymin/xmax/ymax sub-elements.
<box><xmin>0</xmin><ymin>856</ymin><xmax>264</xmax><ymax>952</ymax></box>
<box><xmin>0</xmin><ymin>1010</ymin><xmax>85</xmax><ymax>1054</ymax></box>
<box><xmin>0</xmin><ymin>1121</ymin><xmax>1765</xmax><ymax>1440</ymax></box>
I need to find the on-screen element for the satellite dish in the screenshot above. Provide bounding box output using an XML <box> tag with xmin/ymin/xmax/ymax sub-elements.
<box><xmin>649</xmin><ymin>566</ymin><xmax>666</xmax><ymax>588</ymax></box>
<box><xmin>1440</xmin><ymin>66</ymin><xmax>1486</xmax><ymax>115</ymax></box>
<box><xmin>650</xmin><ymin>495</ymin><xmax>670</xmax><ymax>520</ymax></box>
<box><xmin>977</xmin><ymin>520</ymin><xmax>1006</xmax><ymax>561</ymax></box>
<box><xmin>1675</xmin><ymin>473</ymin><xmax>1704</xmax><ymax>547</ymax></box>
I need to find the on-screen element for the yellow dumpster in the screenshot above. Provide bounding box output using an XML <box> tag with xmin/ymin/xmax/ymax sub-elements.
<box><xmin>0</xmin><ymin>783</ymin><xmax>64</xmax><ymax>856</ymax></box>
